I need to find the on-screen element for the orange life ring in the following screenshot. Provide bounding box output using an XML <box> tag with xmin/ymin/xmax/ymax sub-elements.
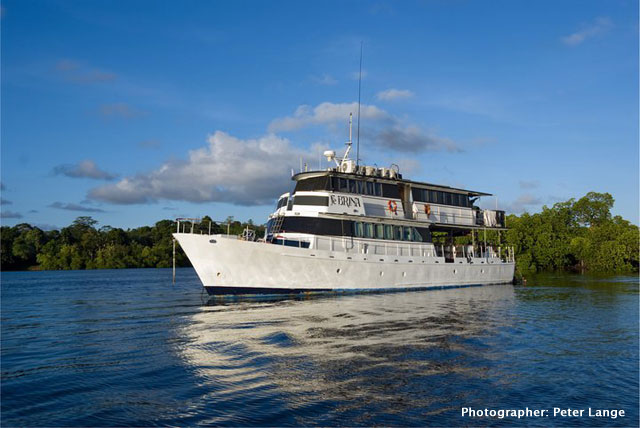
<box><xmin>424</xmin><ymin>204</ymin><xmax>431</xmax><ymax>216</ymax></box>
<box><xmin>388</xmin><ymin>200</ymin><xmax>398</xmax><ymax>214</ymax></box>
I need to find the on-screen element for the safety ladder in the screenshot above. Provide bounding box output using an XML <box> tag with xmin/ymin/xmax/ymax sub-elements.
<box><xmin>270</xmin><ymin>214</ymin><xmax>285</xmax><ymax>235</ymax></box>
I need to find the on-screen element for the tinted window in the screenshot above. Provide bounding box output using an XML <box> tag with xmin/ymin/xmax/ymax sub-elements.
<box><xmin>375</xmin><ymin>183</ymin><xmax>383</xmax><ymax>197</ymax></box>
<box><xmin>384</xmin><ymin>224</ymin><xmax>393</xmax><ymax>240</ymax></box>
<box><xmin>375</xmin><ymin>224</ymin><xmax>384</xmax><ymax>239</ymax></box>
<box><xmin>366</xmin><ymin>181</ymin><xmax>374</xmax><ymax>195</ymax></box>
<box><xmin>294</xmin><ymin>176</ymin><xmax>329</xmax><ymax>192</ymax></box>
<box><xmin>364</xmin><ymin>223</ymin><xmax>374</xmax><ymax>238</ymax></box>
<box><xmin>412</xmin><ymin>227</ymin><xmax>423</xmax><ymax>242</ymax></box>
<box><xmin>294</xmin><ymin>195</ymin><xmax>329</xmax><ymax>206</ymax></box>
<box><xmin>354</xmin><ymin>222</ymin><xmax>363</xmax><ymax>237</ymax></box>
<box><xmin>349</xmin><ymin>179</ymin><xmax>357</xmax><ymax>193</ymax></box>
<box><xmin>382</xmin><ymin>183</ymin><xmax>401</xmax><ymax>199</ymax></box>
<box><xmin>394</xmin><ymin>226</ymin><xmax>402</xmax><ymax>241</ymax></box>
<box><xmin>415</xmin><ymin>227</ymin><xmax>431</xmax><ymax>242</ymax></box>
<box><xmin>403</xmin><ymin>227</ymin><xmax>412</xmax><ymax>241</ymax></box>
<box><xmin>338</xmin><ymin>178</ymin><xmax>349</xmax><ymax>193</ymax></box>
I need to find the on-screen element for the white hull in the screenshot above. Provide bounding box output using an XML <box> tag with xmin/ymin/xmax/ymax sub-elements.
<box><xmin>174</xmin><ymin>233</ymin><xmax>515</xmax><ymax>294</ymax></box>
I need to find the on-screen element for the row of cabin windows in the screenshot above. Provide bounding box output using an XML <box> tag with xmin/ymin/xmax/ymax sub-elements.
<box><xmin>268</xmin><ymin>216</ymin><xmax>432</xmax><ymax>243</ymax></box>
<box><xmin>294</xmin><ymin>176</ymin><xmax>399</xmax><ymax>198</ymax></box>
<box><xmin>293</xmin><ymin>175</ymin><xmax>473</xmax><ymax>207</ymax></box>
<box><xmin>354</xmin><ymin>222</ymin><xmax>425</xmax><ymax>242</ymax></box>
<box><xmin>411</xmin><ymin>188</ymin><xmax>472</xmax><ymax>208</ymax></box>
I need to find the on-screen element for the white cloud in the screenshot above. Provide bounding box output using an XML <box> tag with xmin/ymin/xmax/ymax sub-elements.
<box><xmin>311</xmin><ymin>74</ymin><xmax>338</xmax><ymax>85</ymax></box>
<box><xmin>268</xmin><ymin>102</ymin><xmax>389</xmax><ymax>133</ymax></box>
<box><xmin>562</xmin><ymin>17</ymin><xmax>613</xmax><ymax>46</ymax></box>
<box><xmin>269</xmin><ymin>101</ymin><xmax>460</xmax><ymax>153</ymax></box>
<box><xmin>89</xmin><ymin>131</ymin><xmax>308</xmax><ymax>206</ymax></box>
<box><xmin>53</xmin><ymin>160</ymin><xmax>118</xmax><ymax>180</ymax></box>
<box><xmin>376</xmin><ymin>89</ymin><xmax>414</xmax><ymax>101</ymax></box>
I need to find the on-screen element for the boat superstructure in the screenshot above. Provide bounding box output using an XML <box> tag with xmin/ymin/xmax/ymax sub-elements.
<box><xmin>174</xmin><ymin>121</ymin><xmax>514</xmax><ymax>294</ymax></box>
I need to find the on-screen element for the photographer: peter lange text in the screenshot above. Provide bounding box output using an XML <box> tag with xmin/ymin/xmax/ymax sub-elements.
<box><xmin>461</xmin><ymin>407</ymin><xmax>625</xmax><ymax>420</ymax></box>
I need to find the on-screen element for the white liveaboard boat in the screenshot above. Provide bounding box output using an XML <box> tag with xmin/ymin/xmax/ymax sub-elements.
<box><xmin>174</xmin><ymin>126</ymin><xmax>515</xmax><ymax>295</ymax></box>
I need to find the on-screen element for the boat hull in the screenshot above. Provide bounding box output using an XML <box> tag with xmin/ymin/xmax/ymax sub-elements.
<box><xmin>174</xmin><ymin>233</ymin><xmax>515</xmax><ymax>294</ymax></box>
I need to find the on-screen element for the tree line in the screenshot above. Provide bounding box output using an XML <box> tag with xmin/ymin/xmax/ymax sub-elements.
<box><xmin>447</xmin><ymin>192</ymin><xmax>638</xmax><ymax>274</ymax></box>
<box><xmin>0</xmin><ymin>192</ymin><xmax>637</xmax><ymax>274</ymax></box>
<box><xmin>1</xmin><ymin>216</ymin><xmax>264</xmax><ymax>271</ymax></box>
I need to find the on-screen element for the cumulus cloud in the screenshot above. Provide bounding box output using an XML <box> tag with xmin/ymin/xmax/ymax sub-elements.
<box><xmin>55</xmin><ymin>59</ymin><xmax>117</xmax><ymax>83</ymax></box>
<box><xmin>49</xmin><ymin>202</ymin><xmax>107</xmax><ymax>213</ymax></box>
<box><xmin>99</xmin><ymin>103</ymin><xmax>146</xmax><ymax>119</ymax></box>
<box><xmin>519</xmin><ymin>180</ymin><xmax>539</xmax><ymax>189</ymax></box>
<box><xmin>88</xmin><ymin>131</ymin><xmax>308</xmax><ymax>206</ymax></box>
<box><xmin>374</xmin><ymin>125</ymin><xmax>461</xmax><ymax>153</ymax></box>
<box><xmin>269</xmin><ymin>101</ymin><xmax>460</xmax><ymax>153</ymax></box>
<box><xmin>1</xmin><ymin>210</ymin><xmax>22</xmax><ymax>219</ymax></box>
<box><xmin>268</xmin><ymin>102</ymin><xmax>389</xmax><ymax>133</ymax></box>
<box><xmin>53</xmin><ymin>160</ymin><xmax>117</xmax><ymax>180</ymax></box>
<box><xmin>376</xmin><ymin>89</ymin><xmax>414</xmax><ymax>101</ymax></box>
<box><xmin>562</xmin><ymin>17</ymin><xmax>613</xmax><ymax>46</ymax></box>
<box><xmin>503</xmin><ymin>194</ymin><xmax>543</xmax><ymax>214</ymax></box>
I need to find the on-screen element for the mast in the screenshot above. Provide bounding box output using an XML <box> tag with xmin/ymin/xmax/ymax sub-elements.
<box><xmin>356</xmin><ymin>42</ymin><xmax>362</xmax><ymax>168</ymax></box>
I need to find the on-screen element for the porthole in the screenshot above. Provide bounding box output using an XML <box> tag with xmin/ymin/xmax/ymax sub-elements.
<box><xmin>453</xmin><ymin>269</ymin><xmax>457</xmax><ymax>274</ymax></box>
<box><xmin>336</xmin><ymin>268</ymin><xmax>341</xmax><ymax>274</ymax></box>
<box><xmin>402</xmin><ymin>272</ymin><xmax>407</xmax><ymax>277</ymax></box>
<box><xmin>380</xmin><ymin>271</ymin><xmax>384</xmax><ymax>276</ymax></box>
<box><xmin>481</xmin><ymin>269</ymin><xmax>485</xmax><ymax>274</ymax></box>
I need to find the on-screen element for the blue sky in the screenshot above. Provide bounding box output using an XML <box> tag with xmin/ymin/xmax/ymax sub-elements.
<box><xmin>1</xmin><ymin>0</ymin><xmax>638</xmax><ymax>230</ymax></box>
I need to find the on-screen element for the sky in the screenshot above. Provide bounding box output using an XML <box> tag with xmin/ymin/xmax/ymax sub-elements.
<box><xmin>1</xmin><ymin>0</ymin><xmax>638</xmax><ymax>230</ymax></box>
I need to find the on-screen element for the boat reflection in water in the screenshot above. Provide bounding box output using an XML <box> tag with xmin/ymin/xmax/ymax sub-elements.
<box><xmin>174</xmin><ymin>285</ymin><xmax>517</xmax><ymax>425</ymax></box>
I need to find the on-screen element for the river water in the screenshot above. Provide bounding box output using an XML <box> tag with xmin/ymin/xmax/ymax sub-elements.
<box><xmin>1</xmin><ymin>269</ymin><xmax>638</xmax><ymax>426</ymax></box>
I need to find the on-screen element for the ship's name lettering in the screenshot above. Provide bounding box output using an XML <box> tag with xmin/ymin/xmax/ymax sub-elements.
<box><xmin>330</xmin><ymin>195</ymin><xmax>361</xmax><ymax>208</ymax></box>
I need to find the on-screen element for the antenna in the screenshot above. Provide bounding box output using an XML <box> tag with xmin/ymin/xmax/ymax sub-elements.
<box><xmin>356</xmin><ymin>41</ymin><xmax>362</xmax><ymax>168</ymax></box>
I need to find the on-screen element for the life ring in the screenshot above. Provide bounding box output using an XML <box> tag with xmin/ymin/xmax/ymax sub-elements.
<box><xmin>388</xmin><ymin>200</ymin><xmax>398</xmax><ymax>214</ymax></box>
<box><xmin>424</xmin><ymin>204</ymin><xmax>431</xmax><ymax>216</ymax></box>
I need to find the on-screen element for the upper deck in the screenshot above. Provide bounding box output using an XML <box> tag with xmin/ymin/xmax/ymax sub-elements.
<box><xmin>276</xmin><ymin>168</ymin><xmax>506</xmax><ymax>231</ymax></box>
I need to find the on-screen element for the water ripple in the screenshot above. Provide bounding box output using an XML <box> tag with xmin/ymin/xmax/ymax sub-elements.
<box><xmin>1</xmin><ymin>269</ymin><xmax>638</xmax><ymax>426</ymax></box>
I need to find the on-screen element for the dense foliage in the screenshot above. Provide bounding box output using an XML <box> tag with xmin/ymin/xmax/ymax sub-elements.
<box><xmin>455</xmin><ymin>192</ymin><xmax>638</xmax><ymax>274</ymax></box>
<box><xmin>0</xmin><ymin>192</ymin><xmax>637</xmax><ymax>274</ymax></box>
<box><xmin>1</xmin><ymin>216</ymin><xmax>265</xmax><ymax>271</ymax></box>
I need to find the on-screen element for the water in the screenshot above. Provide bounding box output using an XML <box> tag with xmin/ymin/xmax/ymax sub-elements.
<box><xmin>1</xmin><ymin>269</ymin><xmax>638</xmax><ymax>427</ymax></box>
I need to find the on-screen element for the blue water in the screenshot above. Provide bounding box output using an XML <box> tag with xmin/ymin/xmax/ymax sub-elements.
<box><xmin>1</xmin><ymin>269</ymin><xmax>638</xmax><ymax>427</ymax></box>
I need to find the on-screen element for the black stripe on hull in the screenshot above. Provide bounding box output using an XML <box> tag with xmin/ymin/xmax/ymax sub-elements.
<box><xmin>204</xmin><ymin>286</ymin><xmax>332</xmax><ymax>295</ymax></box>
